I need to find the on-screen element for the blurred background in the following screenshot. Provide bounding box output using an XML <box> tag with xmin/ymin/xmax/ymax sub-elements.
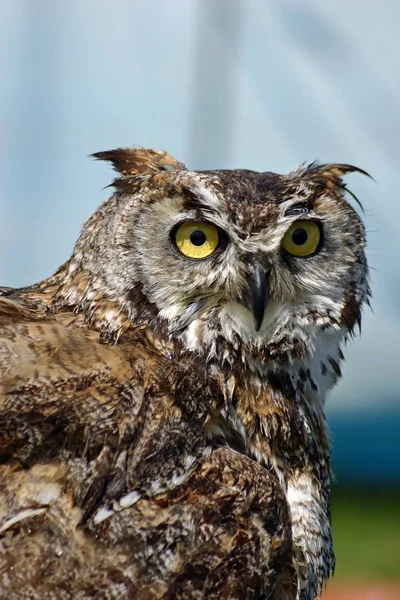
<box><xmin>0</xmin><ymin>0</ymin><xmax>399</xmax><ymax>596</ymax></box>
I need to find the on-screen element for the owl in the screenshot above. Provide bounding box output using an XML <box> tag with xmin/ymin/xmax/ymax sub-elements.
<box><xmin>0</xmin><ymin>148</ymin><xmax>369</xmax><ymax>600</ymax></box>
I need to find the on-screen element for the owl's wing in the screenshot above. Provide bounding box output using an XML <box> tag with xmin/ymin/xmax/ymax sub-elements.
<box><xmin>0</xmin><ymin>294</ymin><xmax>293</xmax><ymax>599</ymax></box>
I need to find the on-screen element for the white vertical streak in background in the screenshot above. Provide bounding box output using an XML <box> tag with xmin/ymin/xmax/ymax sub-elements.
<box><xmin>187</xmin><ymin>0</ymin><xmax>243</xmax><ymax>168</ymax></box>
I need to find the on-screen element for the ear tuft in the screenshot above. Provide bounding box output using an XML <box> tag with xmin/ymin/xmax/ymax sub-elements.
<box><xmin>91</xmin><ymin>147</ymin><xmax>187</xmax><ymax>176</ymax></box>
<box><xmin>292</xmin><ymin>162</ymin><xmax>372</xmax><ymax>212</ymax></box>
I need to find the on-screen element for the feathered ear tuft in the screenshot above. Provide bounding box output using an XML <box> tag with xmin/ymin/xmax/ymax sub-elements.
<box><xmin>294</xmin><ymin>162</ymin><xmax>373</xmax><ymax>213</ymax></box>
<box><xmin>91</xmin><ymin>147</ymin><xmax>187</xmax><ymax>177</ymax></box>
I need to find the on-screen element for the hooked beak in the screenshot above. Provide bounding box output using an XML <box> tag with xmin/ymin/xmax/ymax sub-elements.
<box><xmin>246</xmin><ymin>263</ymin><xmax>270</xmax><ymax>332</ymax></box>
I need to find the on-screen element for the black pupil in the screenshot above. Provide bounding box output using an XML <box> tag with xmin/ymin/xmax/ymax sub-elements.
<box><xmin>190</xmin><ymin>230</ymin><xmax>207</xmax><ymax>246</ymax></box>
<box><xmin>291</xmin><ymin>228</ymin><xmax>308</xmax><ymax>246</ymax></box>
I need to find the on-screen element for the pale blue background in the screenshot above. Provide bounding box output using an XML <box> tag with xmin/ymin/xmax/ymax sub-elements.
<box><xmin>1</xmin><ymin>0</ymin><xmax>399</xmax><ymax>484</ymax></box>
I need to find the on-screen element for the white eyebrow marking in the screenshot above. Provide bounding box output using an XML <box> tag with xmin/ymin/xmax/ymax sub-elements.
<box><xmin>279</xmin><ymin>197</ymin><xmax>309</xmax><ymax>217</ymax></box>
<box><xmin>186</xmin><ymin>177</ymin><xmax>225</xmax><ymax>211</ymax></box>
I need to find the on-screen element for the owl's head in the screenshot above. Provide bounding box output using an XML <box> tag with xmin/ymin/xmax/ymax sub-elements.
<box><xmin>51</xmin><ymin>148</ymin><xmax>369</xmax><ymax>375</ymax></box>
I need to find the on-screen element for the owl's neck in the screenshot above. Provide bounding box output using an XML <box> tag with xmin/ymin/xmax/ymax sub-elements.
<box><xmin>177</xmin><ymin>298</ymin><xmax>345</xmax><ymax>401</ymax></box>
<box><xmin>177</xmin><ymin>312</ymin><xmax>343</xmax><ymax>598</ymax></box>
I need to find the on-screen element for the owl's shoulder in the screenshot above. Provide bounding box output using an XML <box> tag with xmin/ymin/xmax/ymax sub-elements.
<box><xmin>0</xmin><ymin>289</ymin><xmax>151</xmax><ymax>391</ymax></box>
<box><xmin>0</xmin><ymin>289</ymin><xmax>185</xmax><ymax>472</ymax></box>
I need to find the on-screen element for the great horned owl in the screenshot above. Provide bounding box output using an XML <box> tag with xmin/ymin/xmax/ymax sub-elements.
<box><xmin>0</xmin><ymin>148</ymin><xmax>369</xmax><ymax>600</ymax></box>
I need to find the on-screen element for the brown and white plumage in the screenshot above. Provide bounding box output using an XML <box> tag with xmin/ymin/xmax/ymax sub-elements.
<box><xmin>0</xmin><ymin>148</ymin><xmax>369</xmax><ymax>599</ymax></box>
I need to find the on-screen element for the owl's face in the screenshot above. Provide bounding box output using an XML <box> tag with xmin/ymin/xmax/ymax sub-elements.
<box><xmin>58</xmin><ymin>151</ymin><xmax>368</xmax><ymax>376</ymax></box>
<box><xmin>89</xmin><ymin>165</ymin><xmax>368</xmax><ymax>366</ymax></box>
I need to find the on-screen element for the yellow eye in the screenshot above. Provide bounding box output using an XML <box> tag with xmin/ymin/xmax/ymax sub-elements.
<box><xmin>174</xmin><ymin>222</ymin><xmax>220</xmax><ymax>259</ymax></box>
<box><xmin>282</xmin><ymin>220</ymin><xmax>321</xmax><ymax>257</ymax></box>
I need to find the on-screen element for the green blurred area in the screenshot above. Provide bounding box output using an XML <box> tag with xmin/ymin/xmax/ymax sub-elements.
<box><xmin>331</xmin><ymin>487</ymin><xmax>400</xmax><ymax>581</ymax></box>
